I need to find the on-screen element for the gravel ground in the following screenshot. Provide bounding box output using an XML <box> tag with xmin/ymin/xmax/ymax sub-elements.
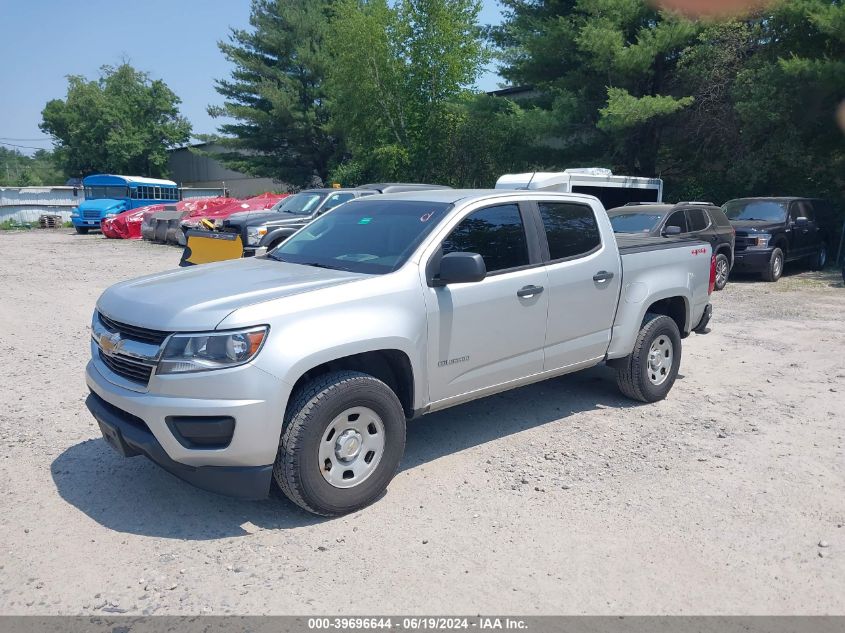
<box><xmin>1</xmin><ymin>229</ymin><xmax>844</xmax><ymax>615</ymax></box>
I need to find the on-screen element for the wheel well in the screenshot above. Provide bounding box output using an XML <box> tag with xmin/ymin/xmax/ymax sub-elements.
<box><xmin>773</xmin><ymin>236</ymin><xmax>788</xmax><ymax>256</ymax></box>
<box><xmin>645</xmin><ymin>297</ymin><xmax>687</xmax><ymax>337</ymax></box>
<box><xmin>289</xmin><ymin>350</ymin><xmax>414</xmax><ymax>417</ymax></box>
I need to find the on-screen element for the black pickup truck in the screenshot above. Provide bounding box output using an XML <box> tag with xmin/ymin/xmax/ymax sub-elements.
<box><xmin>724</xmin><ymin>197</ymin><xmax>829</xmax><ymax>282</ymax></box>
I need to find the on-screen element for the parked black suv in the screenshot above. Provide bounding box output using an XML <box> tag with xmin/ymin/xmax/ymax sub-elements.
<box><xmin>223</xmin><ymin>183</ymin><xmax>450</xmax><ymax>255</ymax></box>
<box><xmin>607</xmin><ymin>202</ymin><xmax>736</xmax><ymax>290</ymax></box>
<box><xmin>724</xmin><ymin>197</ymin><xmax>829</xmax><ymax>282</ymax></box>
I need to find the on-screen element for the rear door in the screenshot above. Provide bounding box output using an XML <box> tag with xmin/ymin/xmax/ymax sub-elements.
<box><xmin>423</xmin><ymin>202</ymin><xmax>549</xmax><ymax>404</ymax></box>
<box><xmin>685</xmin><ymin>207</ymin><xmax>716</xmax><ymax>247</ymax></box>
<box><xmin>536</xmin><ymin>200</ymin><xmax>622</xmax><ymax>370</ymax></box>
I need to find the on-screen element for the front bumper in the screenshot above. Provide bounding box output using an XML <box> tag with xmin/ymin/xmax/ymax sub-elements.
<box><xmin>732</xmin><ymin>249</ymin><xmax>772</xmax><ymax>272</ymax></box>
<box><xmin>72</xmin><ymin>217</ymin><xmax>102</xmax><ymax>228</ymax></box>
<box><xmin>86</xmin><ymin>391</ymin><xmax>273</xmax><ymax>499</ymax></box>
<box><xmin>85</xmin><ymin>358</ymin><xmax>291</xmax><ymax>498</ymax></box>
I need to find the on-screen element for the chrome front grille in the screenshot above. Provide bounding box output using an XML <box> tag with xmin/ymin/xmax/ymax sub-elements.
<box><xmin>97</xmin><ymin>312</ymin><xmax>170</xmax><ymax>345</ymax></box>
<box><xmin>98</xmin><ymin>350</ymin><xmax>155</xmax><ymax>385</ymax></box>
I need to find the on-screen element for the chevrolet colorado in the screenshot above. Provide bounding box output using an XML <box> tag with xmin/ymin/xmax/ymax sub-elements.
<box><xmin>85</xmin><ymin>190</ymin><xmax>715</xmax><ymax>516</ymax></box>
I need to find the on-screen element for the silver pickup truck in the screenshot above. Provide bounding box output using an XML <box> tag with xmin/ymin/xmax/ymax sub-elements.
<box><xmin>86</xmin><ymin>190</ymin><xmax>714</xmax><ymax>515</ymax></box>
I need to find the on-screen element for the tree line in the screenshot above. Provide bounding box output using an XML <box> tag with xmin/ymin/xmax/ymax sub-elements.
<box><xmin>34</xmin><ymin>0</ymin><xmax>845</xmax><ymax>217</ymax></box>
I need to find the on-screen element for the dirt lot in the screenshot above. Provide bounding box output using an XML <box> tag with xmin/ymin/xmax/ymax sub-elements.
<box><xmin>1</xmin><ymin>229</ymin><xmax>843</xmax><ymax>615</ymax></box>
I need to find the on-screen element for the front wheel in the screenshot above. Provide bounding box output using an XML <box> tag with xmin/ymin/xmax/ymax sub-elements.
<box><xmin>714</xmin><ymin>253</ymin><xmax>730</xmax><ymax>290</ymax></box>
<box><xmin>74</xmin><ymin>226</ymin><xmax>89</xmax><ymax>235</ymax></box>
<box><xmin>809</xmin><ymin>243</ymin><xmax>827</xmax><ymax>271</ymax></box>
<box><xmin>615</xmin><ymin>314</ymin><xmax>682</xmax><ymax>403</ymax></box>
<box><xmin>274</xmin><ymin>370</ymin><xmax>406</xmax><ymax>516</ymax></box>
<box><xmin>761</xmin><ymin>247</ymin><xmax>784</xmax><ymax>282</ymax></box>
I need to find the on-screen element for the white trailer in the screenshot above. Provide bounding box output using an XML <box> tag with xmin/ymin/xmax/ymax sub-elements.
<box><xmin>495</xmin><ymin>168</ymin><xmax>663</xmax><ymax>209</ymax></box>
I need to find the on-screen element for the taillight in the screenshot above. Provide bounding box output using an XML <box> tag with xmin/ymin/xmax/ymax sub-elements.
<box><xmin>708</xmin><ymin>254</ymin><xmax>716</xmax><ymax>295</ymax></box>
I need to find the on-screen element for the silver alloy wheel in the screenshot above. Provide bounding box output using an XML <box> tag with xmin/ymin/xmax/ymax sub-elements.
<box><xmin>318</xmin><ymin>406</ymin><xmax>386</xmax><ymax>489</ymax></box>
<box><xmin>646</xmin><ymin>336</ymin><xmax>674</xmax><ymax>386</ymax></box>
<box><xmin>716</xmin><ymin>257</ymin><xmax>729</xmax><ymax>288</ymax></box>
<box><xmin>773</xmin><ymin>253</ymin><xmax>783</xmax><ymax>278</ymax></box>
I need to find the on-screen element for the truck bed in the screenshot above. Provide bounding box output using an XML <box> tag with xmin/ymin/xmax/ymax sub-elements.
<box><xmin>615</xmin><ymin>233</ymin><xmax>707</xmax><ymax>254</ymax></box>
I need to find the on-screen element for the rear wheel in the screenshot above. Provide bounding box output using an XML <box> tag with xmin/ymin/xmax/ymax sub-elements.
<box><xmin>615</xmin><ymin>314</ymin><xmax>682</xmax><ymax>403</ymax></box>
<box><xmin>74</xmin><ymin>226</ymin><xmax>89</xmax><ymax>235</ymax></box>
<box><xmin>274</xmin><ymin>370</ymin><xmax>406</xmax><ymax>516</ymax></box>
<box><xmin>714</xmin><ymin>253</ymin><xmax>730</xmax><ymax>291</ymax></box>
<box><xmin>761</xmin><ymin>247</ymin><xmax>784</xmax><ymax>282</ymax></box>
<box><xmin>809</xmin><ymin>243</ymin><xmax>827</xmax><ymax>271</ymax></box>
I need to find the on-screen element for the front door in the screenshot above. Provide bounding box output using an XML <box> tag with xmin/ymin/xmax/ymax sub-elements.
<box><xmin>423</xmin><ymin>203</ymin><xmax>549</xmax><ymax>405</ymax></box>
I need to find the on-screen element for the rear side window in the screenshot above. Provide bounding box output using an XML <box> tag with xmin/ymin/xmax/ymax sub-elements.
<box><xmin>686</xmin><ymin>208</ymin><xmax>710</xmax><ymax>231</ymax></box>
<box><xmin>442</xmin><ymin>204</ymin><xmax>529</xmax><ymax>273</ymax></box>
<box><xmin>709</xmin><ymin>208</ymin><xmax>732</xmax><ymax>227</ymax></box>
<box><xmin>538</xmin><ymin>202</ymin><xmax>601</xmax><ymax>260</ymax></box>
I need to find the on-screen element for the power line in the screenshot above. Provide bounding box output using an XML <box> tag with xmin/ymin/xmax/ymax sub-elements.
<box><xmin>0</xmin><ymin>140</ymin><xmax>52</xmax><ymax>151</ymax></box>
<box><xmin>0</xmin><ymin>137</ymin><xmax>51</xmax><ymax>141</ymax></box>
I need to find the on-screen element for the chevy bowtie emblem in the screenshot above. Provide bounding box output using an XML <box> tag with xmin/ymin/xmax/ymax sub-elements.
<box><xmin>100</xmin><ymin>332</ymin><xmax>121</xmax><ymax>355</ymax></box>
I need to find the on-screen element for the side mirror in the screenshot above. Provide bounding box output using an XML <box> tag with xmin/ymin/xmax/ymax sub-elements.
<box><xmin>663</xmin><ymin>226</ymin><xmax>682</xmax><ymax>236</ymax></box>
<box><xmin>795</xmin><ymin>216</ymin><xmax>809</xmax><ymax>226</ymax></box>
<box><xmin>437</xmin><ymin>252</ymin><xmax>487</xmax><ymax>285</ymax></box>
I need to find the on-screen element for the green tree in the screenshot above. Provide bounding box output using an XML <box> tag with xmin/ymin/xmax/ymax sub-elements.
<box><xmin>208</xmin><ymin>0</ymin><xmax>336</xmax><ymax>187</ymax></box>
<box><xmin>327</xmin><ymin>0</ymin><xmax>486</xmax><ymax>182</ymax></box>
<box><xmin>40</xmin><ymin>64</ymin><xmax>190</xmax><ymax>178</ymax></box>
<box><xmin>492</xmin><ymin>0</ymin><xmax>699</xmax><ymax>176</ymax></box>
<box><xmin>0</xmin><ymin>148</ymin><xmax>66</xmax><ymax>186</ymax></box>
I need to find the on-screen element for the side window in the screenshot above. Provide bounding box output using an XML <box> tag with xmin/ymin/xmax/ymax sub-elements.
<box><xmin>798</xmin><ymin>201</ymin><xmax>814</xmax><ymax>221</ymax></box>
<box><xmin>789</xmin><ymin>202</ymin><xmax>804</xmax><ymax>221</ymax></box>
<box><xmin>538</xmin><ymin>201</ymin><xmax>601</xmax><ymax>261</ymax></box>
<box><xmin>442</xmin><ymin>204</ymin><xmax>529</xmax><ymax>274</ymax></box>
<box><xmin>665</xmin><ymin>211</ymin><xmax>688</xmax><ymax>233</ymax></box>
<box><xmin>686</xmin><ymin>208</ymin><xmax>710</xmax><ymax>232</ymax></box>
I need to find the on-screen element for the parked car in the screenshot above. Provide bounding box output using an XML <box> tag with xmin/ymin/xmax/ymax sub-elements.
<box><xmin>724</xmin><ymin>197</ymin><xmax>829</xmax><ymax>282</ymax></box>
<box><xmin>607</xmin><ymin>202</ymin><xmax>735</xmax><ymax>290</ymax></box>
<box><xmin>85</xmin><ymin>190</ymin><xmax>715</xmax><ymax>515</ymax></box>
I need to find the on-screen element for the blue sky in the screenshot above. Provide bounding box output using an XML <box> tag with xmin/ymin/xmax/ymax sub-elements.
<box><xmin>0</xmin><ymin>0</ymin><xmax>505</xmax><ymax>155</ymax></box>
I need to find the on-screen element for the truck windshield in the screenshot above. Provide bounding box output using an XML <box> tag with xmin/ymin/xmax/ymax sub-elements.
<box><xmin>272</xmin><ymin>192</ymin><xmax>325</xmax><ymax>215</ymax></box>
<box><xmin>269</xmin><ymin>200</ymin><xmax>452</xmax><ymax>274</ymax></box>
<box><xmin>608</xmin><ymin>211</ymin><xmax>665</xmax><ymax>233</ymax></box>
<box><xmin>723</xmin><ymin>200</ymin><xmax>787</xmax><ymax>222</ymax></box>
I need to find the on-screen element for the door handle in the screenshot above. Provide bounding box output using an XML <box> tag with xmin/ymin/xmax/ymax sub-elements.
<box><xmin>517</xmin><ymin>285</ymin><xmax>544</xmax><ymax>298</ymax></box>
<box><xmin>593</xmin><ymin>271</ymin><xmax>615</xmax><ymax>284</ymax></box>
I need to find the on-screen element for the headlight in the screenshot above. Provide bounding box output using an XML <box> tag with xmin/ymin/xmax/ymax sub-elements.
<box><xmin>246</xmin><ymin>226</ymin><xmax>268</xmax><ymax>246</ymax></box>
<box><xmin>157</xmin><ymin>326</ymin><xmax>268</xmax><ymax>374</ymax></box>
<box><xmin>105</xmin><ymin>213</ymin><xmax>117</xmax><ymax>219</ymax></box>
<box><xmin>746</xmin><ymin>234</ymin><xmax>771</xmax><ymax>248</ymax></box>
<box><xmin>71</xmin><ymin>212</ymin><xmax>79</xmax><ymax>218</ymax></box>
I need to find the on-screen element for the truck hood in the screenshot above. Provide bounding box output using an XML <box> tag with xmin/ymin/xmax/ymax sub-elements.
<box><xmin>226</xmin><ymin>211</ymin><xmax>306</xmax><ymax>228</ymax></box>
<box><xmin>97</xmin><ymin>257</ymin><xmax>367</xmax><ymax>332</ymax></box>
<box><xmin>729</xmin><ymin>220</ymin><xmax>784</xmax><ymax>234</ymax></box>
<box><xmin>78</xmin><ymin>199</ymin><xmax>127</xmax><ymax>214</ymax></box>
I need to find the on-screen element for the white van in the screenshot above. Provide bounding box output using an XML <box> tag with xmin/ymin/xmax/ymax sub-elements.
<box><xmin>496</xmin><ymin>168</ymin><xmax>663</xmax><ymax>209</ymax></box>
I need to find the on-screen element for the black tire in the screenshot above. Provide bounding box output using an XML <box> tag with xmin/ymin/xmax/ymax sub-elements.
<box><xmin>74</xmin><ymin>226</ymin><xmax>89</xmax><ymax>235</ymax></box>
<box><xmin>714</xmin><ymin>252</ymin><xmax>730</xmax><ymax>291</ymax></box>
<box><xmin>761</xmin><ymin>247</ymin><xmax>784</xmax><ymax>282</ymax></box>
<box><xmin>808</xmin><ymin>243</ymin><xmax>827</xmax><ymax>271</ymax></box>
<box><xmin>274</xmin><ymin>370</ymin><xmax>406</xmax><ymax>516</ymax></box>
<box><xmin>615</xmin><ymin>313</ymin><xmax>682</xmax><ymax>403</ymax></box>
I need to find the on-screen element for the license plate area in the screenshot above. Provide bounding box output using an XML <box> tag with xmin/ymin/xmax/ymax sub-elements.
<box><xmin>97</xmin><ymin>420</ymin><xmax>140</xmax><ymax>457</ymax></box>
